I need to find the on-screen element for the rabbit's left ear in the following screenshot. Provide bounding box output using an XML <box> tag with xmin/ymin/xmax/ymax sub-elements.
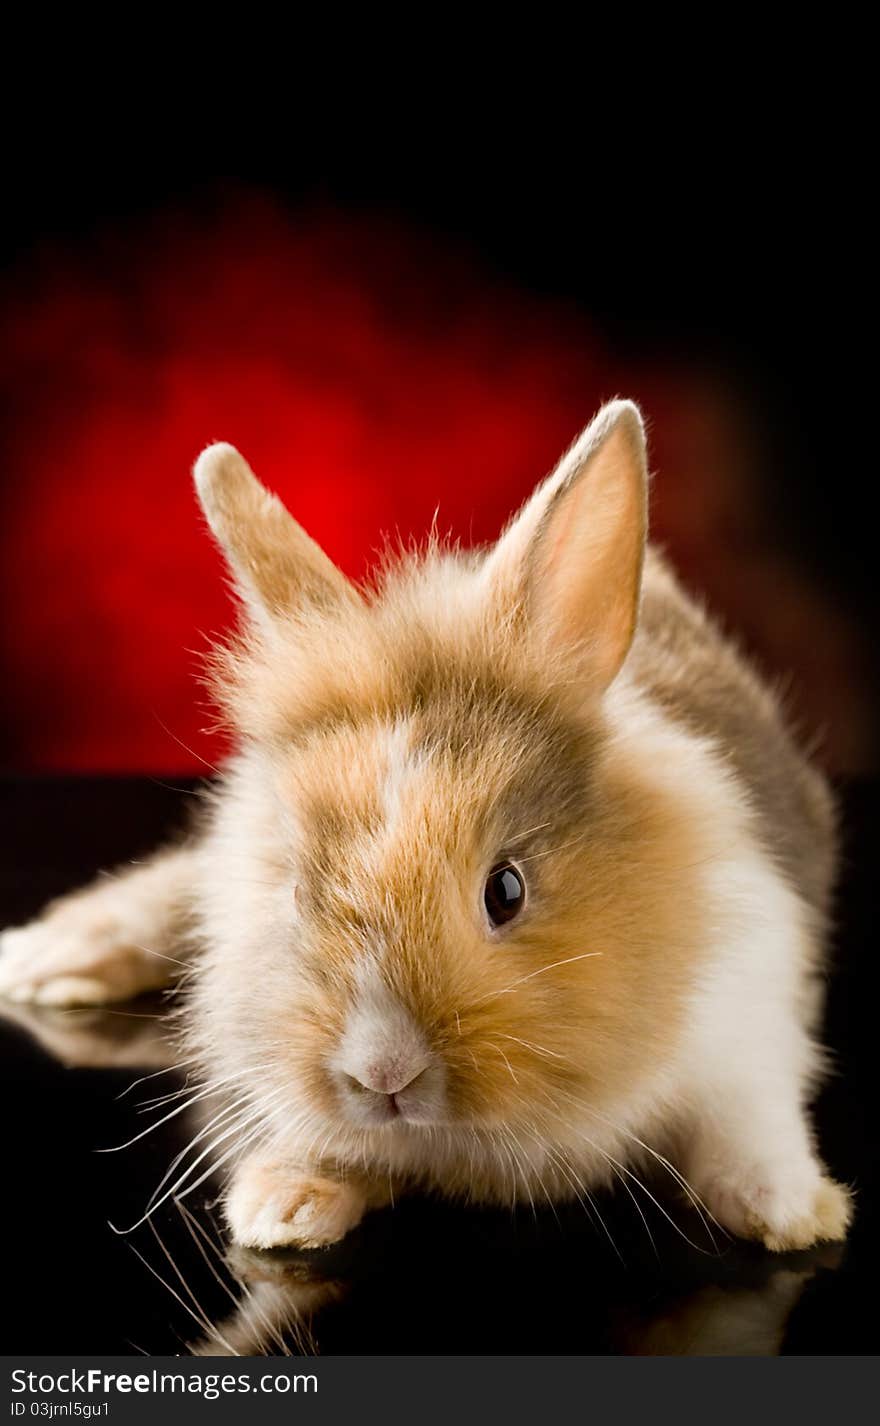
<box><xmin>193</xmin><ymin>443</ymin><xmax>361</xmax><ymax>628</ymax></box>
<box><xmin>484</xmin><ymin>400</ymin><xmax>648</xmax><ymax>691</ymax></box>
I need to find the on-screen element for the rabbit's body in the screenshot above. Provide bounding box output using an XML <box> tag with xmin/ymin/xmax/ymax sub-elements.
<box><xmin>0</xmin><ymin>403</ymin><xmax>850</xmax><ymax>1257</ymax></box>
<box><xmin>634</xmin><ymin>548</ymin><xmax>835</xmax><ymax>923</ymax></box>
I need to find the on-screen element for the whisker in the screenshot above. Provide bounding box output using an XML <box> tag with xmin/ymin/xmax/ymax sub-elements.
<box><xmin>544</xmin><ymin>1140</ymin><xmax>622</xmax><ymax>1262</ymax></box>
<box><xmin>124</xmin><ymin>1236</ymin><xmax>233</xmax><ymax>1354</ymax></box>
<box><xmin>172</xmin><ymin>1109</ymin><xmax>286</xmax><ymax>1212</ymax></box>
<box><xmin>151</xmin><ymin>714</ymin><xmax>222</xmax><ymax>776</ymax></box>
<box><xmin>472</xmin><ymin>951</ymin><xmax>603</xmax><ymax>1005</ymax></box>
<box><xmin>505</xmin><ymin>820</ymin><xmax>553</xmax><ymax>844</ymax></box>
<box><xmin>144</xmin><ymin>1097</ymin><xmax>254</xmax><ymax>1214</ymax></box>
<box><xmin>54</xmin><ymin>1007</ymin><xmax>167</xmax><ymax>1020</ymax></box>
<box><xmin>174</xmin><ymin>1200</ymin><xmax>243</xmax><ymax>1313</ymax></box>
<box><xmin>585</xmin><ymin>1106</ymin><xmax>726</xmax><ymax>1248</ymax></box>
<box><xmin>110</xmin><ymin>1090</ymin><xmax>286</xmax><ymax>1233</ymax></box>
<box><xmin>146</xmin><ymin>1216</ymin><xmax>235</xmax><ymax>1353</ymax></box>
<box><xmin>491</xmin><ymin>1044</ymin><xmax>519</xmax><ymax>1085</ymax></box>
<box><xmin>179</xmin><ymin>1197</ymin><xmax>298</xmax><ymax>1354</ymax></box>
<box><xmin>97</xmin><ymin>1086</ymin><xmax>227</xmax><ymax>1152</ymax></box>
<box><xmin>116</xmin><ymin>1062</ymin><xmax>192</xmax><ymax>1101</ymax></box>
<box><xmin>495</xmin><ymin>1032</ymin><xmax>565</xmax><ymax>1061</ymax></box>
<box><xmin>132</xmin><ymin>943</ymin><xmax>192</xmax><ymax>970</ymax></box>
<box><xmin>573</xmin><ymin>1123</ymin><xmax>718</xmax><ymax>1257</ymax></box>
<box><xmin>513</xmin><ymin>833</ymin><xmax>587</xmax><ymax>865</ymax></box>
<box><xmin>138</xmin><ymin>1078</ymin><xmax>198</xmax><ymax>1112</ymax></box>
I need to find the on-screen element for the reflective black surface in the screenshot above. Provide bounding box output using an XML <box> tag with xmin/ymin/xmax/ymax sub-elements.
<box><xmin>1</xmin><ymin>776</ymin><xmax>877</xmax><ymax>1355</ymax></box>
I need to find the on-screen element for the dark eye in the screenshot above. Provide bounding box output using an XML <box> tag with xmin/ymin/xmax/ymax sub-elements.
<box><xmin>484</xmin><ymin>862</ymin><xmax>526</xmax><ymax>927</ymax></box>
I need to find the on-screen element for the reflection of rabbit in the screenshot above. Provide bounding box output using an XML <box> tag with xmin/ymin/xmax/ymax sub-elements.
<box><xmin>0</xmin><ymin>994</ymin><xmax>174</xmax><ymax>1070</ymax></box>
<box><xmin>0</xmin><ymin>401</ymin><xmax>851</xmax><ymax>1259</ymax></box>
<box><xmin>193</xmin><ymin>1255</ymin><xmax>828</xmax><ymax>1359</ymax></box>
<box><xmin>189</xmin><ymin>1257</ymin><xmax>339</xmax><ymax>1358</ymax></box>
<box><xmin>616</xmin><ymin>1268</ymin><xmax>820</xmax><ymax>1356</ymax></box>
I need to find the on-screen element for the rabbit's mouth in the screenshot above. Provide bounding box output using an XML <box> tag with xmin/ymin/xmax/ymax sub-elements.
<box><xmin>332</xmin><ymin>1057</ymin><xmax>448</xmax><ymax>1129</ymax></box>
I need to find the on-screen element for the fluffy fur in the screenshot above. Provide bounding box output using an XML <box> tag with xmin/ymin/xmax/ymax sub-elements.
<box><xmin>0</xmin><ymin>400</ymin><xmax>851</xmax><ymax>1256</ymax></box>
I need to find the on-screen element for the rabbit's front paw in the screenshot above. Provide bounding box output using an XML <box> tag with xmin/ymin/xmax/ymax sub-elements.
<box><xmin>225</xmin><ymin>1159</ymin><xmax>366</xmax><ymax>1250</ymax></box>
<box><xmin>699</xmin><ymin>1162</ymin><xmax>852</xmax><ymax>1253</ymax></box>
<box><xmin>0</xmin><ymin>912</ymin><xmax>166</xmax><ymax>1007</ymax></box>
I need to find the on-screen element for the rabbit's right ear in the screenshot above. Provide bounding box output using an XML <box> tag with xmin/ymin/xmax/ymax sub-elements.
<box><xmin>483</xmin><ymin>400</ymin><xmax>648</xmax><ymax>693</ymax></box>
<box><xmin>193</xmin><ymin>444</ymin><xmax>360</xmax><ymax>628</ymax></box>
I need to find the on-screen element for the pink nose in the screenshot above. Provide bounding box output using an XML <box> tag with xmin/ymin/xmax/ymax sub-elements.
<box><xmin>347</xmin><ymin>1057</ymin><xmax>426</xmax><ymax>1097</ymax></box>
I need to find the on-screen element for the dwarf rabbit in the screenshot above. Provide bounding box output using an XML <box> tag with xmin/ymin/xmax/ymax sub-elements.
<box><xmin>0</xmin><ymin>400</ymin><xmax>851</xmax><ymax>1255</ymax></box>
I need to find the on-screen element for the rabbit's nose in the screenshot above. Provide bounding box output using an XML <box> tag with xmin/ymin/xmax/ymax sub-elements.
<box><xmin>331</xmin><ymin>970</ymin><xmax>433</xmax><ymax>1095</ymax></box>
<box><xmin>345</xmin><ymin>1057</ymin><xmax>428</xmax><ymax>1097</ymax></box>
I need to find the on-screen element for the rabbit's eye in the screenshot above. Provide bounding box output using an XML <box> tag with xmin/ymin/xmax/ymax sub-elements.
<box><xmin>484</xmin><ymin>863</ymin><xmax>526</xmax><ymax>927</ymax></box>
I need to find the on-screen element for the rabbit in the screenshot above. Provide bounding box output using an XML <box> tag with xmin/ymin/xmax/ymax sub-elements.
<box><xmin>0</xmin><ymin>399</ymin><xmax>852</xmax><ymax>1258</ymax></box>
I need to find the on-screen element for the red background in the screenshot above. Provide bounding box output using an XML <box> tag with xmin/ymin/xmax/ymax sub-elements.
<box><xmin>0</xmin><ymin>193</ymin><xmax>872</xmax><ymax>775</ymax></box>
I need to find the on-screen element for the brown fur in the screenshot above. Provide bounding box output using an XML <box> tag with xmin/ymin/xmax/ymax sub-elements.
<box><xmin>633</xmin><ymin>548</ymin><xmax>835</xmax><ymax>919</ymax></box>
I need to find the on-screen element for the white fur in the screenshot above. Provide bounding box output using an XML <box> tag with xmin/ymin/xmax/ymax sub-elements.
<box><xmin>332</xmin><ymin>962</ymin><xmax>432</xmax><ymax>1094</ymax></box>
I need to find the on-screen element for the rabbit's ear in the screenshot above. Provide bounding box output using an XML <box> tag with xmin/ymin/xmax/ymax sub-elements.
<box><xmin>193</xmin><ymin>443</ymin><xmax>360</xmax><ymax>625</ymax></box>
<box><xmin>485</xmin><ymin>400</ymin><xmax>648</xmax><ymax>691</ymax></box>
